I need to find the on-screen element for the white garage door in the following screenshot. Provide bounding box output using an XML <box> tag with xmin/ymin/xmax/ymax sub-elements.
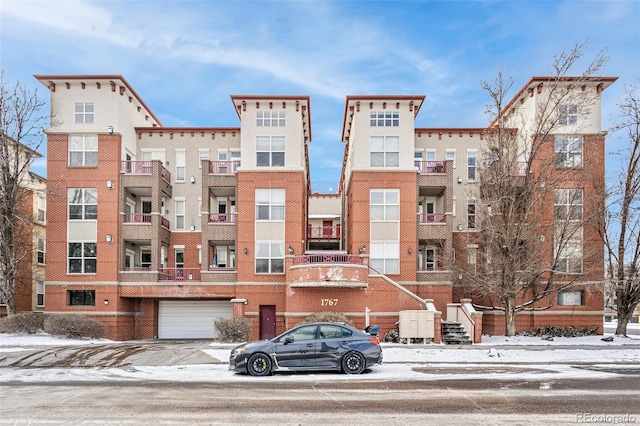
<box><xmin>158</xmin><ymin>300</ymin><xmax>233</xmax><ymax>339</ymax></box>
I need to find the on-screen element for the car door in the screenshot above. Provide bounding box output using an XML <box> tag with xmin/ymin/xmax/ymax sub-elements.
<box><xmin>315</xmin><ymin>324</ymin><xmax>352</xmax><ymax>368</ymax></box>
<box><xmin>274</xmin><ymin>325</ymin><xmax>318</xmax><ymax>368</ymax></box>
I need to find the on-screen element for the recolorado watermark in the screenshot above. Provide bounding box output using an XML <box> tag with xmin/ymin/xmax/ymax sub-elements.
<box><xmin>577</xmin><ymin>413</ymin><xmax>637</xmax><ymax>424</ymax></box>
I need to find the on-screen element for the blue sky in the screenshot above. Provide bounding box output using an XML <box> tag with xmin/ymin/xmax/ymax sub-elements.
<box><xmin>1</xmin><ymin>0</ymin><xmax>638</xmax><ymax>192</ymax></box>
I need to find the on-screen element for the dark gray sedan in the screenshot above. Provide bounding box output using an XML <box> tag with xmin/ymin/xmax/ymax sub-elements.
<box><xmin>229</xmin><ymin>322</ymin><xmax>383</xmax><ymax>376</ymax></box>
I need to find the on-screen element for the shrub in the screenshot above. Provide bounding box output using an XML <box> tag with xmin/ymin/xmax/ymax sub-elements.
<box><xmin>0</xmin><ymin>312</ymin><xmax>47</xmax><ymax>334</ymax></box>
<box><xmin>303</xmin><ymin>311</ymin><xmax>353</xmax><ymax>326</ymax></box>
<box><xmin>214</xmin><ymin>317</ymin><xmax>253</xmax><ymax>343</ymax></box>
<box><xmin>520</xmin><ymin>325</ymin><xmax>599</xmax><ymax>338</ymax></box>
<box><xmin>43</xmin><ymin>315</ymin><xmax>106</xmax><ymax>339</ymax></box>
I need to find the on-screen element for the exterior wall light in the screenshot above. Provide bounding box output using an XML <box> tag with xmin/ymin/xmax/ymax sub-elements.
<box><xmin>107</xmin><ymin>180</ymin><xmax>114</xmax><ymax>189</ymax></box>
<box><xmin>288</xmin><ymin>245</ymin><xmax>294</xmax><ymax>255</ymax></box>
<box><xmin>106</xmin><ymin>235</ymin><xmax>113</xmax><ymax>243</ymax></box>
<box><xmin>190</xmin><ymin>225</ymin><xmax>196</xmax><ymax>231</ymax></box>
<box><xmin>107</xmin><ymin>126</ymin><xmax>114</xmax><ymax>135</ymax></box>
<box><xmin>190</xmin><ymin>176</ymin><xmax>196</xmax><ymax>183</ymax></box>
<box><xmin>244</xmin><ymin>247</ymin><xmax>248</xmax><ymax>255</ymax></box>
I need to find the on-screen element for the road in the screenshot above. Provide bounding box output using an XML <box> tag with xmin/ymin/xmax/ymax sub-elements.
<box><xmin>1</xmin><ymin>372</ymin><xmax>640</xmax><ymax>425</ymax></box>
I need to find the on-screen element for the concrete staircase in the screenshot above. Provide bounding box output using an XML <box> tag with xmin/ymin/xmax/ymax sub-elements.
<box><xmin>442</xmin><ymin>321</ymin><xmax>472</xmax><ymax>345</ymax></box>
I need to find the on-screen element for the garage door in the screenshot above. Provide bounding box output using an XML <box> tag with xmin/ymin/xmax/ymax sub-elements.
<box><xmin>158</xmin><ymin>300</ymin><xmax>233</xmax><ymax>339</ymax></box>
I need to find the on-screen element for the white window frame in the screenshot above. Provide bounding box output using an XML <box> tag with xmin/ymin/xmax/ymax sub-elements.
<box><xmin>175</xmin><ymin>199</ymin><xmax>185</xmax><ymax>230</ymax></box>
<box><xmin>140</xmin><ymin>247</ymin><xmax>152</xmax><ymax>268</ymax></box>
<box><xmin>370</xmin><ymin>136</ymin><xmax>399</xmax><ymax>167</ymax></box>
<box><xmin>257</xmin><ymin>110</ymin><xmax>286</xmax><ymax>127</ymax></box>
<box><xmin>37</xmin><ymin>196</ymin><xmax>46</xmax><ymax>223</ymax></box>
<box><xmin>68</xmin><ymin>188</ymin><xmax>97</xmax><ymax>220</ymax></box>
<box><xmin>37</xmin><ymin>238</ymin><xmax>46</xmax><ymax>265</ymax></box>
<box><xmin>199</xmin><ymin>149</ymin><xmax>209</xmax><ymax>169</ymax></box>
<box><xmin>558</xmin><ymin>290</ymin><xmax>583</xmax><ymax>305</ymax></box>
<box><xmin>467</xmin><ymin>200</ymin><xmax>476</xmax><ymax>229</ymax></box>
<box><xmin>36</xmin><ymin>280</ymin><xmax>45</xmax><ymax>307</ymax></box>
<box><xmin>467</xmin><ymin>245</ymin><xmax>477</xmax><ymax>275</ymax></box>
<box><xmin>446</xmin><ymin>149</ymin><xmax>456</xmax><ymax>168</ymax></box>
<box><xmin>74</xmin><ymin>102</ymin><xmax>94</xmax><ymax>123</ymax></box>
<box><xmin>554</xmin><ymin>189</ymin><xmax>583</xmax><ymax>221</ymax></box>
<box><xmin>559</xmin><ymin>104</ymin><xmax>578</xmax><ymax>126</ymax></box>
<box><xmin>370</xmin><ymin>242</ymin><xmax>399</xmax><ymax>274</ymax></box>
<box><xmin>370</xmin><ymin>189</ymin><xmax>399</xmax><ymax>221</ymax></box>
<box><xmin>255</xmin><ymin>189</ymin><xmax>285</xmax><ymax>221</ymax></box>
<box><xmin>256</xmin><ymin>136</ymin><xmax>285</xmax><ymax>167</ymax></box>
<box><xmin>68</xmin><ymin>241</ymin><xmax>97</xmax><ymax>274</ymax></box>
<box><xmin>555</xmin><ymin>136</ymin><xmax>583</xmax><ymax>168</ymax></box>
<box><xmin>255</xmin><ymin>242</ymin><xmax>285</xmax><ymax>274</ymax></box>
<box><xmin>370</xmin><ymin>111</ymin><xmax>399</xmax><ymax>127</ymax></box>
<box><xmin>69</xmin><ymin>135</ymin><xmax>98</xmax><ymax>167</ymax></box>
<box><xmin>175</xmin><ymin>149</ymin><xmax>186</xmax><ymax>182</ymax></box>
<box><xmin>467</xmin><ymin>150</ymin><xmax>477</xmax><ymax>181</ymax></box>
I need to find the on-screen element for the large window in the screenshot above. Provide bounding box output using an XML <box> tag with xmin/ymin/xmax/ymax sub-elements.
<box><xmin>256</xmin><ymin>136</ymin><xmax>285</xmax><ymax>166</ymax></box>
<box><xmin>467</xmin><ymin>246</ymin><xmax>477</xmax><ymax>275</ymax></box>
<box><xmin>555</xmin><ymin>136</ymin><xmax>583</xmax><ymax>168</ymax></box>
<box><xmin>257</xmin><ymin>111</ymin><xmax>285</xmax><ymax>127</ymax></box>
<box><xmin>370</xmin><ymin>242</ymin><xmax>399</xmax><ymax>274</ymax></box>
<box><xmin>446</xmin><ymin>150</ymin><xmax>456</xmax><ymax>168</ymax></box>
<box><xmin>69</xmin><ymin>135</ymin><xmax>98</xmax><ymax>167</ymax></box>
<box><xmin>68</xmin><ymin>290</ymin><xmax>95</xmax><ymax>306</ymax></box>
<box><xmin>370</xmin><ymin>136</ymin><xmax>399</xmax><ymax>167</ymax></box>
<box><xmin>558</xmin><ymin>290</ymin><xmax>583</xmax><ymax>306</ymax></box>
<box><xmin>68</xmin><ymin>242</ymin><xmax>97</xmax><ymax>274</ymax></box>
<box><xmin>37</xmin><ymin>238</ymin><xmax>45</xmax><ymax>264</ymax></box>
<box><xmin>467</xmin><ymin>200</ymin><xmax>476</xmax><ymax>229</ymax></box>
<box><xmin>554</xmin><ymin>189</ymin><xmax>583</xmax><ymax>221</ymax></box>
<box><xmin>175</xmin><ymin>150</ymin><xmax>185</xmax><ymax>181</ymax></box>
<box><xmin>467</xmin><ymin>151</ymin><xmax>477</xmax><ymax>181</ymax></box>
<box><xmin>74</xmin><ymin>102</ymin><xmax>94</xmax><ymax>123</ymax></box>
<box><xmin>68</xmin><ymin>188</ymin><xmax>97</xmax><ymax>220</ymax></box>
<box><xmin>255</xmin><ymin>242</ymin><xmax>284</xmax><ymax>274</ymax></box>
<box><xmin>199</xmin><ymin>149</ymin><xmax>209</xmax><ymax>168</ymax></box>
<box><xmin>370</xmin><ymin>111</ymin><xmax>399</xmax><ymax>127</ymax></box>
<box><xmin>558</xmin><ymin>104</ymin><xmax>577</xmax><ymax>125</ymax></box>
<box><xmin>36</xmin><ymin>281</ymin><xmax>45</xmax><ymax>307</ymax></box>
<box><xmin>370</xmin><ymin>189</ymin><xmax>399</xmax><ymax>220</ymax></box>
<box><xmin>555</xmin><ymin>232</ymin><xmax>583</xmax><ymax>274</ymax></box>
<box><xmin>554</xmin><ymin>189</ymin><xmax>584</xmax><ymax>274</ymax></box>
<box><xmin>175</xmin><ymin>200</ymin><xmax>185</xmax><ymax>229</ymax></box>
<box><xmin>256</xmin><ymin>189</ymin><xmax>285</xmax><ymax>220</ymax></box>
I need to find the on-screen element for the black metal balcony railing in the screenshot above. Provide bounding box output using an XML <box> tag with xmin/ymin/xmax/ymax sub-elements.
<box><xmin>209</xmin><ymin>160</ymin><xmax>241</xmax><ymax>175</ymax></box>
<box><xmin>208</xmin><ymin>212</ymin><xmax>237</xmax><ymax>223</ymax></box>
<box><xmin>121</xmin><ymin>160</ymin><xmax>172</xmax><ymax>183</ymax></box>
<box><xmin>123</xmin><ymin>213</ymin><xmax>152</xmax><ymax>223</ymax></box>
<box><xmin>307</xmin><ymin>225</ymin><xmax>340</xmax><ymax>239</ymax></box>
<box><xmin>415</xmin><ymin>160</ymin><xmax>446</xmax><ymax>174</ymax></box>
<box><xmin>417</xmin><ymin>213</ymin><xmax>447</xmax><ymax>223</ymax></box>
<box><xmin>292</xmin><ymin>254</ymin><xmax>364</xmax><ymax>266</ymax></box>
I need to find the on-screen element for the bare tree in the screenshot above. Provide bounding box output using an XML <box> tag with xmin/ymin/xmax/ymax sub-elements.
<box><xmin>461</xmin><ymin>43</ymin><xmax>609</xmax><ymax>336</ymax></box>
<box><xmin>601</xmin><ymin>80</ymin><xmax>640</xmax><ymax>336</ymax></box>
<box><xmin>0</xmin><ymin>71</ymin><xmax>46</xmax><ymax>315</ymax></box>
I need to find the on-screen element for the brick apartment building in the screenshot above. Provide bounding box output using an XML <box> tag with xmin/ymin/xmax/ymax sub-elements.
<box><xmin>34</xmin><ymin>74</ymin><xmax>616</xmax><ymax>341</ymax></box>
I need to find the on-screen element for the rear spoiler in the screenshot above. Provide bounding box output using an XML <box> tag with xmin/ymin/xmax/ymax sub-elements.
<box><xmin>364</xmin><ymin>325</ymin><xmax>380</xmax><ymax>336</ymax></box>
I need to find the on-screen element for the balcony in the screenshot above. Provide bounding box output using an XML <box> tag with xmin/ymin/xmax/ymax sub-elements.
<box><xmin>209</xmin><ymin>160</ymin><xmax>240</xmax><ymax>175</ymax></box>
<box><xmin>307</xmin><ymin>225</ymin><xmax>340</xmax><ymax>240</ymax></box>
<box><xmin>203</xmin><ymin>160</ymin><xmax>239</xmax><ymax>188</ymax></box>
<box><xmin>208</xmin><ymin>213</ymin><xmax>237</xmax><ymax>224</ymax></box>
<box><xmin>418</xmin><ymin>213</ymin><xmax>446</xmax><ymax>224</ymax></box>
<box><xmin>121</xmin><ymin>213</ymin><xmax>170</xmax><ymax>242</ymax></box>
<box><xmin>416</xmin><ymin>160</ymin><xmax>451</xmax><ymax>195</ymax></box>
<box><xmin>289</xmin><ymin>253</ymin><xmax>368</xmax><ymax>288</ymax></box>
<box><xmin>158</xmin><ymin>268</ymin><xmax>201</xmax><ymax>282</ymax></box>
<box><xmin>417</xmin><ymin>266</ymin><xmax>452</xmax><ymax>283</ymax></box>
<box><xmin>416</xmin><ymin>161</ymin><xmax>446</xmax><ymax>175</ymax></box>
<box><xmin>121</xmin><ymin>160</ymin><xmax>172</xmax><ymax>198</ymax></box>
<box><xmin>124</xmin><ymin>213</ymin><xmax>152</xmax><ymax>224</ymax></box>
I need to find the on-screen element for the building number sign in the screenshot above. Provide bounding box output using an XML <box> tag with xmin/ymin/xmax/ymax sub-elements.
<box><xmin>321</xmin><ymin>298</ymin><xmax>338</xmax><ymax>307</ymax></box>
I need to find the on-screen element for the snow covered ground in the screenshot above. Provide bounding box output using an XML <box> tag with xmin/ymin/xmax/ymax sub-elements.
<box><xmin>1</xmin><ymin>324</ymin><xmax>639</xmax><ymax>383</ymax></box>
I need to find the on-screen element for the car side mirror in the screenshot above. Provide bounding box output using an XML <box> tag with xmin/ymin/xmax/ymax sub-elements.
<box><xmin>284</xmin><ymin>335</ymin><xmax>294</xmax><ymax>345</ymax></box>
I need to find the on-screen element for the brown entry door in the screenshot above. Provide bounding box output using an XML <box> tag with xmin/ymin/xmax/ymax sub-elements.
<box><xmin>323</xmin><ymin>220</ymin><xmax>332</xmax><ymax>238</ymax></box>
<box><xmin>259</xmin><ymin>305</ymin><xmax>277</xmax><ymax>340</ymax></box>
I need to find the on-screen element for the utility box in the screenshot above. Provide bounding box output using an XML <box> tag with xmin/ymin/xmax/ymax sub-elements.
<box><xmin>399</xmin><ymin>310</ymin><xmax>435</xmax><ymax>341</ymax></box>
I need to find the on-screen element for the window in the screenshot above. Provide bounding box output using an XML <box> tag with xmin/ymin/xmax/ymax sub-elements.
<box><xmin>370</xmin><ymin>111</ymin><xmax>399</xmax><ymax>127</ymax></box>
<box><xmin>74</xmin><ymin>103</ymin><xmax>94</xmax><ymax>123</ymax></box>
<box><xmin>141</xmin><ymin>248</ymin><xmax>151</xmax><ymax>268</ymax></box>
<box><xmin>69</xmin><ymin>135</ymin><xmax>98</xmax><ymax>167</ymax></box>
<box><xmin>555</xmin><ymin>233</ymin><xmax>583</xmax><ymax>274</ymax></box>
<box><xmin>230</xmin><ymin>151</ymin><xmax>241</xmax><ymax>172</ymax></box>
<box><xmin>467</xmin><ymin>200</ymin><xmax>476</xmax><ymax>229</ymax></box>
<box><xmin>68</xmin><ymin>290</ymin><xmax>95</xmax><ymax>306</ymax></box>
<box><xmin>175</xmin><ymin>150</ymin><xmax>185</xmax><ymax>181</ymax></box>
<box><xmin>36</xmin><ymin>281</ymin><xmax>45</xmax><ymax>307</ymax></box>
<box><xmin>370</xmin><ymin>189</ymin><xmax>399</xmax><ymax>220</ymax></box>
<box><xmin>414</xmin><ymin>151</ymin><xmax>423</xmax><ymax>168</ymax></box>
<box><xmin>558</xmin><ymin>290</ymin><xmax>583</xmax><ymax>306</ymax></box>
<box><xmin>256</xmin><ymin>189</ymin><xmax>285</xmax><ymax>220</ymax></box>
<box><xmin>68</xmin><ymin>188</ymin><xmax>97</xmax><ymax>220</ymax></box>
<box><xmin>559</xmin><ymin>105</ymin><xmax>577</xmax><ymax>125</ymax></box>
<box><xmin>256</xmin><ymin>136</ymin><xmax>285</xmax><ymax>166</ymax></box>
<box><xmin>37</xmin><ymin>238</ymin><xmax>45</xmax><ymax>264</ymax></box>
<box><xmin>175</xmin><ymin>200</ymin><xmax>185</xmax><ymax>229</ymax></box>
<box><xmin>555</xmin><ymin>136</ymin><xmax>583</xmax><ymax>168</ymax></box>
<box><xmin>199</xmin><ymin>149</ymin><xmax>209</xmax><ymax>168</ymax></box>
<box><xmin>370</xmin><ymin>136</ymin><xmax>399</xmax><ymax>167</ymax></box>
<box><xmin>467</xmin><ymin>246</ymin><xmax>477</xmax><ymax>275</ymax></box>
<box><xmin>467</xmin><ymin>151</ymin><xmax>477</xmax><ymax>181</ymax></box>
<box><xmin>446</xmin><ymin>150</ymin><xmax>456</xmax><ymax>168</ymax></box>
<box><xmin>370</xmin><ymin>242</ymin><xmax>399</xmax><ymax>274</ymax></box>
<box><xmin>255</xmin><ymin>242</ymin><xmax>284</xmax><ymax>274</ymax></box>
<box><xmin>175</xmin><ymin>248</ymin><xmax>184</xmax><ymax>268</ymax></box>
<box><xmin>257</xmin><ymin>110</ymin><xmax>286</xmax><ymax>127</ymax></box>
<box><xmin>37</xmin><ymin>196</ymin><xmax>46</xmax><ymax>222</ymax></box>
<box><xmin>554</xmin><ymin>189</ymin><xmax>583</xmax><ymax>221</ymax></box>
<box><xmin>68</xmin><ymin>242</ymin><xmax>97</xmax><ymax>274</ymax></box>
<box><xmin>279</xmin><ymin>325</ymin><xmax>317</xmax><ymax>342</ymax></box>
<box><xmin>319</xmin><ymin>325</ymin><xmax>352</xmax><ymax>339</ymax></box>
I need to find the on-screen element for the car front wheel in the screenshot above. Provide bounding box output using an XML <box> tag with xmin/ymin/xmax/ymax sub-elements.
<box><xmin>247</xmin><ymin>353</ymin><xmax>272</xmax><ymax>376</ymax></box>
<box><xmin>342</xmin><ymin>351</ymin><xmax>365</xmax><ymax>374</ymax></box>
